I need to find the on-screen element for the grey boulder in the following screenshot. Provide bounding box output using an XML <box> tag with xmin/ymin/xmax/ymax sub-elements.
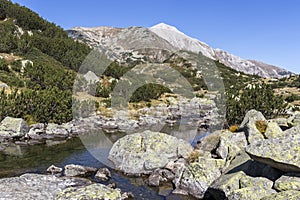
<box><xmin>0</xmin><ymin>117</ymin><xmax>28</xmax><ymax>138</ymax></box>
<box><xmin>108</xmin><ymin>130</ymin><xmax>193</xmax><ymax>175</ymax></box>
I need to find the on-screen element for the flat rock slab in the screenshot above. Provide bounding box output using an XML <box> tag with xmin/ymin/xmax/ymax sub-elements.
<box><xmin>0</xmin><ymin>173</ymin><xmax>91</xmax><ymax>200</ymax></box>
<box><xmin>56</xmin><ymin>183</ymin><xmax>122</xmax><ymax>200</ymax></box>
<box><xmin>246</xmin><ymin>134</ymin><xmax>300</xmax><ymax>172</ymax></box>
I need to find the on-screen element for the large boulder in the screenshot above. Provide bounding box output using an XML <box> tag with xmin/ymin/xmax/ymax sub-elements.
<box><xmin>208</xmin><ymin>171</ymin><xmax>245</xmax><ymax>199</ymax></box>
<box><xmin>215</xmin><ymin>131</ymin><xmax>246</xmax><ymax>161</ymax></box>
<box><xmin>173</xmin><ymin>157</ymin><xmax>225</xmax><ymax>199</ymax></box>
<box><xmin>27</xmin><ymin>123</ymin><xmax>46</xmax><ymax>140</ymax></box>
<box><xmin>239</xmin><ymin>110</ymin><xmax>266</xmax><ymax>144</ymax></box>
<box><xmin>222</xmin><ymin>151</ymin><xmax>282</xmax><ymax>181</ymax></box>
<box><xmin>270</xmin><ymin>117</ymin><xmax>292</xmax><ymax>130</ymax></box>
<box><xmin>0</xmin><ymin>173</ymin><xmax>90</xmax><ymax>200</ymax></box>
<box><xmin>55</xmin><ymin>183</ymin><xmax>122</xmax><ymax>200</ymax></box>
<box><xmin>0</xmin><ymin>117</ymin><xmax>28</xmax><ymax>138</ymax></box>
<box><xmin>47</xmin><ymin>165</ymin><xmax>63</xmax><ymax>175</ymax></box>
<box><xmin>208</xmin><ymin>171</ymin><xmax>275</xmax><ymax>199</ymax></box>
<box><xmin>108</xmin><ymin>130</ymin><xmax>193</xmax><ymax>175</ymax></box>
<box><xmin>246</xmin><ymin>134</ymin><xmax>300</xmax><ymax>172</ymax></box>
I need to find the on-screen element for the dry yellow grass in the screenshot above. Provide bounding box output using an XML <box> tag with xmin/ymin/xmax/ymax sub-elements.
<box><xmin>186</xmin><ymin>150</ymin><xmax>201</xmax><ymax>164</ymax></box>
<box><xmin>229</xmin><ymin>125</ymin><xmax>239</xmax><ymax>133</ymax></box>
<box><xmin>274</xmin><ymin>87</ymin><xmax>300</xmax><ymax>97</ymax></box>
<box><xmin>0</xmin><ymin>53</ymin><xmax>22</xmax><ymax>62</ymax></box>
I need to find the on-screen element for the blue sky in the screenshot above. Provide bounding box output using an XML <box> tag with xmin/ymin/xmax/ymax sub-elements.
<box><xmin>12</xmin><ymin>0</ymin><xmax>300</xmax><ymax>73</ymax></box>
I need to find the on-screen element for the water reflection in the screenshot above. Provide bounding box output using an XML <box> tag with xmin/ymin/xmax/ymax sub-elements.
<box><xmin>0</xmin><ymin>125</ymin><xmax>203</xmax><ymax>200</ymax></box>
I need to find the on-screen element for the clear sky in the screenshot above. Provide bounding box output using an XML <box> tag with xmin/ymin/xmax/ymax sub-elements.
<box><xmin>12</xmin><ymin>0</ymin><xmax>300</xmax><ymax>73</ymax></box>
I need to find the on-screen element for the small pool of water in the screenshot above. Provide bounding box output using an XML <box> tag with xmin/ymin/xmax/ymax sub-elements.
<box><xmin>0</xmin><ymin>124</ymin><xmax>205</xmax><ymax>199</ymax></box>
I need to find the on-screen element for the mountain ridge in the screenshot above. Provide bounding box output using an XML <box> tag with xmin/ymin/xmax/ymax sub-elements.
<box><xmin>68</xmin><ymin>22</ymin><xmax>293</xmax><ymax>78</ymax></box>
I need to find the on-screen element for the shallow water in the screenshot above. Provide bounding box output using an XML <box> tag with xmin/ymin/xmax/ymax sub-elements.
<box><xmin>0</xmin><ymin>125</ymin><xmax>203</xmax><ymax>199</ymax></box>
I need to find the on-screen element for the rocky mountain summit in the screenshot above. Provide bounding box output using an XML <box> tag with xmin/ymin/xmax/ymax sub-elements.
<box><xmin>68</xmin><ymin>23</ymin><xmax>293</xmax><ymax>78</ymax></box>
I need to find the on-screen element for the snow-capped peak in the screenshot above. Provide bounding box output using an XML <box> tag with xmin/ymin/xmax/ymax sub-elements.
<box><xmin>150</xmin><ymin>23</ymin><xmax>216</xmax><ymax>59</ymax></box>
<box><xmin>151</xmin><ymin>23</ymin><xmax>181</xmax><ymax>32</ymax></box>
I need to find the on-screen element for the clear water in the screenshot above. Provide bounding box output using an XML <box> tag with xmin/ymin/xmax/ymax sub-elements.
<box><xmin>0</xmin><ymin>124</ymin><xmax>203</xmax><ymax>200</ymax></box>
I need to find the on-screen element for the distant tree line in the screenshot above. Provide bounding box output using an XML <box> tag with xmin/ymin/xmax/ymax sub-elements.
<box><xmin>0</xmin><ymin>87</ymin><xmax>72</xmax><ymax>124</ymax></box>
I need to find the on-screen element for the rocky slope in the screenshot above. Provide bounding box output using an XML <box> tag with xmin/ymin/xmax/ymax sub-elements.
<box><xmin>68</xmin><ymin>23</ymin><xmax>293</xmax><ymax>78</ymax></box>
<box><xmin>150</xmin><ymin>23</ymin><xmax>215</xmax><ymax>60</ymax></box>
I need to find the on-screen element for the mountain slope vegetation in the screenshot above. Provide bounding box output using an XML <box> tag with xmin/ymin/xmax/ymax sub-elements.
<box><xmin>0</xmin><ymin>0</ymin><xmax>295</xmax><ymax>126</ymax></box>
<box><xmin>0</xmin><ymin>0</ymin><xmax>91</xmax><ymax>124</ymax></box>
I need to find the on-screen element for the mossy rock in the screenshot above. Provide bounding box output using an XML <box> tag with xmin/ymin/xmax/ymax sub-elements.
<box><xmin>228</xmin><ymin>187</ymin><xmax>276</xmax><ymax>200</ymax></box>
<box><xmin>174</xmin><ymin>157</ymin><xmax>225</xmax><ymax>199</ymax></box>
<box><xmin>274</xmin><ymin>173</ymin><xmax>300</xmax><ymax>191</ymax></box>
<box><xmin>55</xmin><ymin>184</ymin><xmax>122</xmax><ymax>200</ymax></box>
<box><xmin>262</xmin><ymin>190</ymin><xmax>300</xmax><ymax>200</ymax></box>
<box><xmin>246</xmin><ymin>134</ymin><xmax>300</xmax><ymax>172</ymax></box>
<box><xmin>108</xmin><ymin>130</ymin><xmax>193</xmax><ymax>175</ymax></box>
<box><xmin>264</xmin><ymin>122</ymin><xmax>283</xmax><ymax>139</ymax></box>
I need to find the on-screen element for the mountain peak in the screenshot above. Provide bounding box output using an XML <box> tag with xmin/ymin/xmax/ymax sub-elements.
<box><xmin>151</xmin><ymin>23</ymin><xmax>180</xmax><ymax>32</ymax></box>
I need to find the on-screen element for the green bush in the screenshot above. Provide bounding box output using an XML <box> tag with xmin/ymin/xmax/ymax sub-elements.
<box><xmin>103</xmin><ymin>62</ymin><xmax>130</xmax><ymax>79</ymax></box>
<box><xmin>10</xmin><ymin>60</ymin><xmax>22</xmax><ymax>72</ymax></box>
<box><xmin>285</xmin><ymin>94</ymin><xmax>300</xmax><ymax>103</ymax></box>
<box><xmin>0</xmin><ymin>87</ymin><xmax>72</xmax><ymax>124</ymax></box>
<box><xmin>0</xmin><ymin>59</ymin><xmax>9</xmax><ymax>72</ymax></box>
<box><xmin>226</xmin><ymin>83</ymin><xmax>287</xmax><ymax>125</ymax></box>
<box><xmin>0</xmin><ymin>20</ymin><xmax>18</xmax><ymax>53</ymax></box>
<box><xmin>130</xmin><ymin>83</ymin><xmax>172</xmax><ymax>102</ymax></box>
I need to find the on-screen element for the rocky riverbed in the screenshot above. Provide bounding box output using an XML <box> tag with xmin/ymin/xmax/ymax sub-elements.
<box><xmin>1</xmin><ymin>109</ymin><xmax>300</xmax><ymax>199</ymax></box>
<box><xmin>0</xmin><ymin>95</ymin><xmax>220</xmax><ymax>155</ymax></box>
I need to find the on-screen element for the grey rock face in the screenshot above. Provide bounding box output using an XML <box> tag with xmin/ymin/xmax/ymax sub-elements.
<box><xmin>0</xmin><ymin>173</ymin><xmax>90</xmax><ymax>200</ymax></box>
<box><xmin>173</xmin><ymin>157</ymin><xmax>225</xmax><ymax>199</ymax></box>
<box><xmin>240</xmin><ymin>109</ymin><xmax>266</xmax><ymax>144</ymax></box>
<box><xmin>148</xmin><ymin>168</ymin><xmax>174</xmax><ymax>187</ymax></box>
<box><xmin>246</xmin><ymin>134</ymin><xmax>300</xmax><ymax>172</ymax></box>
<box><xmin>46</xmin><ymin>123</ymin><xmax>70</xmax><ymax>138</ymax></box>
<box><xmin>264</xmin><ymin>121</ymin><xmax>283</xmax><ymax>139</ymax></box>
<box><xmin>56</xmin><ymin>183</ymin><xmax>122</xmax><ymax>200</ymax></box>
<box><xmin>262</xmin><ymin>190</ymin><xmax>300</xmax><ymax>200</ymax></box>
<box><xmin>0</xmin><ymin>117</ymin><xmax>28</xmax><ymax>138</ymax></box>
<box><xmin>274</xmin><ymin>173</ymin><xmax>300</xmax><ymax>192</ymax></box>
<box><xmin>209</xmin><ymin>171</ymin><xmax>275</xmax><ymax>200</ymax></box>
<box><xmin>283</xmin><ymin>125</ymin><xmax>300</xmax><ymax>137</ymax></box>
<box><xmin>108</xmin><ymin>130</ymin><xmax>193</xmax><ymax>175</ymax></box>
